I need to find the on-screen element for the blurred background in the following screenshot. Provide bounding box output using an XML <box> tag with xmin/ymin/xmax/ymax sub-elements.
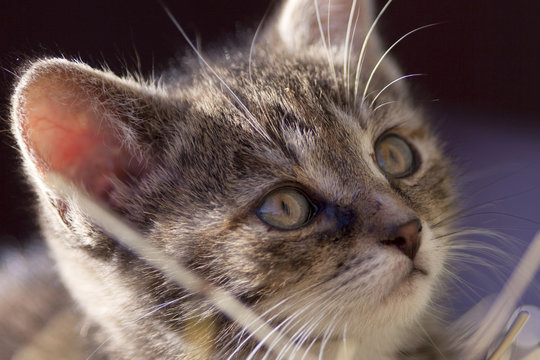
<box><xmin>0</xmin><ymin>0</ymin><xmax>539</xmax><ymax>312</ymax></box>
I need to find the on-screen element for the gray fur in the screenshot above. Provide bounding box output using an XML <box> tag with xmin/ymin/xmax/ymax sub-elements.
<box><xmin>5</xmin><ymin>0</ymin><xmax>458</xmax><ymax>358</ymax></box>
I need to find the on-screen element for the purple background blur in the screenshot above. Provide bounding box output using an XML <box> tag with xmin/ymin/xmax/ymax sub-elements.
<box><xmin>0</xmin><ymin>0</ymin><xmax>539</xmax><ymax>312</ymax></box>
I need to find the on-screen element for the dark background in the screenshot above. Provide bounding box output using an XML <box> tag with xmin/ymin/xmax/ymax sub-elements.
<box><xmin>0</xmin><ymin>1</ymin><xmax>539</xmax><ymax>309</ymax></box>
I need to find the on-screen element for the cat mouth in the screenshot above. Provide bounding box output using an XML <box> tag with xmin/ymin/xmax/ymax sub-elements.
<box><xmin>376</xmin><ymin>264</ymin><xmax>430</xmax><ymax>305</ymax></box>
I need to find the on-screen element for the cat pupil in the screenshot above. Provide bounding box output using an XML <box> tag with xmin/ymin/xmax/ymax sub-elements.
<box><xmin>281</xmin><ymin>200</ymin><xmax>291</xmax><ymax>216</ymax></box>
<box><xmin>389</xmin><ymin>149</ymin><xmax>399</xmax><ymax>164</ymax></box>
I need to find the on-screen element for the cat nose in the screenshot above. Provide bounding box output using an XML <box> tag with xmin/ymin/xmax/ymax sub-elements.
<box><xmin>381</xmin><ymin>219</ymin><xmax>422</xmax><ymax>260</ymax></box>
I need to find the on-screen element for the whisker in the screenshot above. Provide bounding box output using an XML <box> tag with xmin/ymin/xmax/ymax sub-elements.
<box><xmin>369</xmin><ymin>73</ymin><xmax>425</xmax><ymax>107</ymax></box>
<box><xmin>346</xmin><ymin>4</ymin><xmax>362</xmax><ymax>106</ymax></box>
<box><xmin>343</xmin><ymin>0</ymin><xmax>358</xmax><ymax>103</ymax></box>
<box><xmin>1</xmin><ymin>65</ymin><xmax>20</xmax><ymax>79</ymax></box>
<box><xmin>272</xmin><ymin>290</ymin><xmax>338</xmax><ymax>360</ymax></box>
<box><xmin>225</xmin><ymin>288</ymin><xmax>318</xmax><ymax>359</ymax></box>
<box><xmin>313</xmin><ymin>0</ymin><xmax>340</xmax><ymax>94</ymax></box>
<box><xmin>353</xmin><ymin>0</ymin><xmax>392</xmax><ymax>107</ymax></box>
<box><xmin>248</xmin><ymin>4</ymin><xmax>272</xmax><ymax>83</ymax></box>
<box><xmin>414</xmin><ymin>319</ymin><xmax>448</xmax><ymax>360</ymax></box>
<box><xmin>458</xmin><ymin>162</ymin><xmax>540</xmax><ymax>197</ymax></box>
<box><xmin>159</xmin><ymin>2</ymin><xmax>270</xmax><ymax>142</ymax></box>
<box><xmin>318</xmin><ymin>312</ymin><xmax>338</xmax><ymax>359</ymax></box>
<box><xmin>281</xmin><ymin>298</ymin><xmax>334</xmax><ymax>359</ymax></box>
<box><xmin>433</xmin><ymin>227</ymin><xmax>509</xmax><ymax>244</ymax></box>
<box><xmin>301</xmin><ymin>336</ymin><xmax>322</xmax><ymax>360</ymax></box>
<box><xmin>447</xmin><ymin>248</ymin><xmax>510</xmax><ymax>269</ymax></box>
<box><xmin>86</xmin><ymin>338</ymin><xmax>109</xmax><ymax>360</ymax></box>
<box><xmin>438</xmin><ymin>227</ymin><xmax>522</xmax><ymax>271</ymax></box>
<box><xmin>275</xmin><ymin>297</ymin><xmax>334</xmax><ymax>360</ymax></box>
<box><xmin>337</xmin><ymin>320</ymin><xmax>355</xmax><ymax>360</ymax></box>
<box><xmin>278</xmin><ymin>315</ymin><xmax>320</xmax><ymax>359</ymax></box>
<box><xmin>432</xmin><ymin>187</ymin><xmax>540</xmax><ymax>228</ymax></box>
<box><xmin>246</xmin><ymin>293</ymin><xmax>322</xmax><ymax>360</ymax></box>
<box><xmin>372</xmin><ymin>100</ymin><xmax>398</xmax><ymax>113</ymax></box>
<box><xmin>297</xmin><ymin>297</ymin><xmax>342</xmax><ymax>360</ymax></box>
<box><xmin>360</xmin><ymin>23</ymin><xmax>439</xmax><ymax>108</ymax></box>
<box><xmin>443</xmin><ymin>211</ymin><xmax>540</xmax><ymax>229</ymax></box>
<box><xmin>326</xmin><ymin>0</ymin><xmax>333</xmax><ymax>55</ymax></box>
<box><xmin>224</xmin><ymin>298</ymin><xmax>290</xmax><ymax>359</ymax></box>
<box><xmin>441</xmin><ymin>266</ymin><xmax>486</xmax><ymax>304</ymax></box>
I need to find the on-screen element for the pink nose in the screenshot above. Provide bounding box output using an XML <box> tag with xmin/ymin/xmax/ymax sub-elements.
<box><xmin>381</xmin><ymin>219</ymin><xmax>422</xmax><ymax>260</ymax></box>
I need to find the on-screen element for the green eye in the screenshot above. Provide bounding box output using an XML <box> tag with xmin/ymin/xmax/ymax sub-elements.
<box><xmin>375</xmin><ymin>134</ymin><xmax>417</xmax><ymax>178</ymax></box>
<box><xmin>256</xmin><ymin>187</ymin><xmax>316</xmax><ymax>230</ymax></box>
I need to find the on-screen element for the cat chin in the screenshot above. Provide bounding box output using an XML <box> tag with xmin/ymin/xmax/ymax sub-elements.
<box><xmin>338</xmin><ymin>250</ymin><xmax>436</xmax><ymax>314</ymax></box>
<box><xmin>260</xmin><ymin>293</ymin><xmax>430</xmax><ymax>360</ymax></box>
<box><xmin>328</xmin><ymin>231</ymin><xmax>441</xmax><ymax>340</ymax></box>
<box><xmin>248</xmin><ymin>260</ymin><xmax>434</xmax><ymax>351</ymax></box>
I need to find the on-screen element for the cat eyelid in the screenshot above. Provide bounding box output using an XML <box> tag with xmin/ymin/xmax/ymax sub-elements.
<box><xmin>255</xmin><ymin>182</ymin><xmax>322</xmax><ymax>205</ymax></box>
<box><xmin>372</xmin><ymin>123</ymin><xmax>404</xmax><ymax>144</ymax></box>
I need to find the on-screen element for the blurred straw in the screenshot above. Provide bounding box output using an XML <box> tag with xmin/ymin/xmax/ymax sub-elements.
<box><xmin>46</xmin><ymin>173</ymin><xmax>318</xmax><ymax>360</ymax></box>
<box><xmin>460</xmin><ymin>231</ymin><xmax>540</xmax><ymax>359</ymax></box>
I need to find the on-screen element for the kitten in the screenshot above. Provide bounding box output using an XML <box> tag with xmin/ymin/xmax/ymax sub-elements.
<box><xmin>5</xmin><ymin>0</ymin><xmax>459</xmax><ymax>358</ymax></box>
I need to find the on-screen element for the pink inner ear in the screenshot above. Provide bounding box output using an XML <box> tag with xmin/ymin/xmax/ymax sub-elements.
<box><xmin>22</xmin><ymin>79</ymin><xmax>143</xmax><ymax>200</ymax></box>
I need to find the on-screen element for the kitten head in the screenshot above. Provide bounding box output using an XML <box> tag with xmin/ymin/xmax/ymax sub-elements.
<box><xmin>11</xmin><ymin>0</ymin><xmax>456</xmax><ymax>358</ymax></box>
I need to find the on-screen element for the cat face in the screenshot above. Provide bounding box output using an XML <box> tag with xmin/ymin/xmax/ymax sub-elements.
<box><xmin>11</xmin><ymin>0</ymin><xmax>456</xmax><ymax>358</ymax></box>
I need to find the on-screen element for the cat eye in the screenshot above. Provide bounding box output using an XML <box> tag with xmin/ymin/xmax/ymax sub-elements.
<box><xmin>256</xmin><ymin>187</ymin><xmax>317</xmax><ymax>230</ymax></box>
<box><xmin>375</xmin><ymin>134</ymin><xmax>417</xmax><ymax>178</ymax></box>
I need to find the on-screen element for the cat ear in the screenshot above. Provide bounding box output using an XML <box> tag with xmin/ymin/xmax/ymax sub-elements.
<box><xmin>272</xmin><ymin>0</ymin><xmax>380</xmax><ymax>52</ymax></box>
<box><xmin>11</xmin><ymin>58</ymin><xmax>167</xmax><ymax>207</ymax></box>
